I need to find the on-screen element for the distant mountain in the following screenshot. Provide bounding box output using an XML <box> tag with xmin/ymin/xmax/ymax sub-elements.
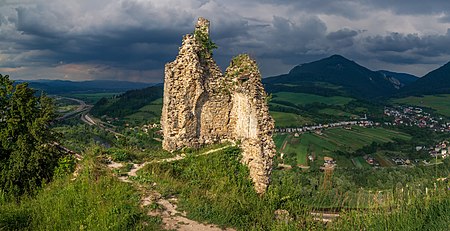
<box><xmin>263</xmin><ymin>55</ymin><xmax>400</xmax><ymax>98</ymax></box>
<box><xmin>377</xmin><ymin>70</ymin><xmax>418</xmax><ymax>88</ymax></box>
<box><xmin>16</xmin><ymin>79</ymin><xmax>156</xmax><ymax>94</ymax></box>
<box><xmin>398</xmin><ymin>61</ymin><xmax>450</xmax><ymax>96</ymax></box>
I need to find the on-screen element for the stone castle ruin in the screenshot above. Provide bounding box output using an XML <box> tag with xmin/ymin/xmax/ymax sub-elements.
<box><xmin>161</xmin><ymin>17</ymin><xmax>276</xmax><ymax>194</ymax></box>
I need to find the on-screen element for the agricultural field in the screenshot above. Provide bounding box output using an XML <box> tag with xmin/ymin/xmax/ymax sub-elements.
<box><xmin>318</xmin><ymin>108</ymin><xmax>357</xmax><ymax>118</ymax></box>
<box><xmin>272</xmin><ymin>92</ymin><xmax>354</xmax><ymax>106</ymax></box>
<box><xmin>125</xmin><ymin>98</ymin><xmax>163</xmax><ymax>124</ymax></box>
<box><xmin>67</xmin><ymin>92</ymin><xmax>121</xmax><ymax>104</ymax></box>
<box><xmin>393</xmin><ymin>94</ymin><xmax>450</xmax><ymax>117</ymax></box>
<box><xmin>352</xmin><ymin>156</ymin><xmax>372</xmax><ymax>169</ymax></box>
<box><xmin>275</xmin><ymin>126</ymin><xmax>411</xmax><ymax>168</ymax></box>
<box><xmin>53</xmin><ymin>97</ymin><xmax>80</xmax><ymax>114</ymax></box>
<box><xmin>270</xmin><ymin>111</ymin><xmax>313</xmax><ymax>127</ymax></box>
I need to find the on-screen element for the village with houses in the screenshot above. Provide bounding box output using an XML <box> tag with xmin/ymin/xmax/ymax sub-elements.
<box><xmin>383</xmin><ymin>106</ymin><xmax>450</xmax><ymax>132</ymax></box>
<box><xmin>274</xmin><ymin>120</ymin><xmax>377</xmax><ymax>136</ymax></box>
<box><xmin>273</xmin><ymin>104</ymin><xmax>450</xmax><ymax>170</ymax></box>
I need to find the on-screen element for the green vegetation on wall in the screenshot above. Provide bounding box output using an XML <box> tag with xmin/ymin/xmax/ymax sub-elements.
<box><xmin>194</xmin><ymin>29</ymin><xmax>218</xmax><ymax>58</ymax></box>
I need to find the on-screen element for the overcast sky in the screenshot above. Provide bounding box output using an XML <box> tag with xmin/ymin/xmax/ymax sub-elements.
<box><xmin>1</xmin><ymin>0</ymin><xmax>450</xmax><ymax>82</ymax></box>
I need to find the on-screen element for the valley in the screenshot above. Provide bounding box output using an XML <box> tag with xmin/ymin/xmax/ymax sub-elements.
<box><xmin>2</xmin><ymin>3</ymin><xmax>450</xmax><ymax>229</ymax></box>
<box><xmin>2</xmin><ymin>53</ymin><xmax>450</xmax><ymax>230</ymax></box>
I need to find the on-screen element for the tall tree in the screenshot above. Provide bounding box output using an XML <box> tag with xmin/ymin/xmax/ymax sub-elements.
<box><xmin>0</xmin><ymin>74</ymin><xmax>61</xmax><ymax>198</ymax></box>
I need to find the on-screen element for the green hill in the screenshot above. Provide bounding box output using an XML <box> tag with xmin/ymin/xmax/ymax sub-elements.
<box><xmin>91</xmin><ymin>85</ymin><xmax>163</xmax><ymax>122</ymax></box>
<box><xmin>264</xmin><ymin>55</ymin><xmax>401</xmax><ymax>98</ymax></box>
<box><xmin>399</xmin><ymin>61</ymin><xmax>450</xmax><ymax>96</ymax></box>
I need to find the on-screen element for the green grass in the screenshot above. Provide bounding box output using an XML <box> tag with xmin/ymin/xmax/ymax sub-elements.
<box><xmin>374</xmin><ymin>153</ymin><xmax>396</xmax><ymax>167</ymax></box>
<box><xmin>331</xmin><ymin>186</ymin><xmax>450</xmax><ymax>230</ymax></box>
<box><xmin>281</xmin><ymin>136</ymin><xmax>309</xmax><ymax>166</ymax></box>
<box><xmin>273</xmin><ymin>134</ymin><xmax>288</xmax><ymax>149</ymax></box>
<box><xmin>352</xmin><ymin>157</ymin><xmax>372</xmax><ymax>169</ymax></box>
<box><xmin>274</xmin><ymin>82</ymin><xmax>343</xmax><ymax>90</ymax></box>
<box><xmin>137</xmin><ymin>146</ymin><xmax>281</xmax><ymax>230</ymax></box>
<box><xmin>56</xmin><ymin>105</ymin><xmax>79</xmax><ymax>113</ymax></box>
<box><xmin>135</xmin><ymin>144</ymin><xmax>450</xmax><ymax>230</ymax></box>
<box><xmin>125</xmin><ymin>98</ymin><xmax>163</xmax><ymax>124</ymax></box>
<box><xmin>270</xmin><ymin>111</ymin><xmax>313</xmax><ymax>127</ymax></box>
<box><xmin>318</xmin><ymin>108</ymin><xmax>356</xmax><ymax>118</ymax></box>
<box><xmin>0</xmin><ymin>148</ymin><xmax>159</xmax><ymax>231</ymax></box>
<box><xmin>393</xmin><ymin>94</ymin><xmax>450</xmax><ymax>117</ymax></box>
<box><xmin>273</xmin><ymin>92</ymin><xmax>354</xmax><ymax>106</ymax></box>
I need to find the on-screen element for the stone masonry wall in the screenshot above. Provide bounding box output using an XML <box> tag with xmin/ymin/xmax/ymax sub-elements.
<box><xmin>161</xmin><ymin>18</ymin><xmax>276</xmax><ymax>194</ymax></box>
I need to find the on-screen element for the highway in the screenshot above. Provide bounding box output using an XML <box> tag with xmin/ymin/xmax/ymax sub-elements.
<box><xmin>56</xmin><ymin>96</ymin><xmax>92</xmax><ymax>121</ymax></box>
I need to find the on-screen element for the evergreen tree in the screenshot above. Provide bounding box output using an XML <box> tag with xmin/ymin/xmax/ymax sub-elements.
<box><xmin>0</xmin><ymin>74</ymin><xmax>61</xmax><ymax>198</ymax></box>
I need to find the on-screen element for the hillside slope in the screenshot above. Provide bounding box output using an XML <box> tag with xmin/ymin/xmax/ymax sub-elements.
<box><xmin>91</xmin><ymin>85</ymin><xmax>163</xmax><ymax>119</ymax></box>
<box><xmin>399</xmin><ymin>61</ymin><xmax>450</xmax><ymax>96</ymax></box>
<box><xmin>377</xmin><ymin>70</ymin><xmax>418</xmax><ymax>87</ymax></box>
<box><xmin>264</xmin><ymin>55</ymin><xmax>400</xmax><ymax>98</ymax></box>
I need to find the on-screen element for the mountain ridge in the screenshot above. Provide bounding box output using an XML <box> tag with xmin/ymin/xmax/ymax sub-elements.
<box><xmin>264</xmin><ymin>54</ymin><xmax>400</xmax><ymax>98</ymax></box>
<box><xmin>16</xmin><ymin>79</ymin><xmax>157</xmax><ymax>94</ymax></box>
<box><xmin>398</xmin><ymin>61</ymin><xmax>450</xmax><ymax>96</ymax></box>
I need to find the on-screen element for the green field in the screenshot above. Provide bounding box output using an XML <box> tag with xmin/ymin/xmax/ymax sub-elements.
<box><xmin>352</xmin><ymin>156</ymin><xmax>372</xmax><ymax>169</ymax></box>
<box><xmin>273</xmin><ymin>92</ymin><xmax>354</xmax><ymax>106</ymax></box>
<box><xmin>273</xmin><ymin>133</ymin><xmax>288</xmax><ymax>148</ymax></box>
<box><xmin>374</xmin><ymin>152</ymin><xmax>395</xmax><ymax>167</ymax></box>
<box><xmin>125</xmin><ymin>98</ymin><xmax>163</xmax><ymax>123</ymax></box>
<box><xmin>270</xmin><ymin>111</ymin><xmax>312</xmax><ymax>127</ymax></box>
<box><xmin>67</xmin><ymin>92</ymin><xmax>121</xmax><ymax>104</ymax></box>
<box><xmin>393</xmin><ymin>94</ymin><xmax>450</xmax><ymax>117</ymax></box>
<box><xmin>275</xmin><ymin>127</ymin><xmax>411</xmax><ymax>167</ymax></box>
<box><xmin>318</xmin><ymin>108</ymin><xmax>356</xmax><ymax>118</ymax></box>
<box><xmin>273</xmin><ymin>82</ymin><xmax>344</xmax><ymax>90</ymax></box>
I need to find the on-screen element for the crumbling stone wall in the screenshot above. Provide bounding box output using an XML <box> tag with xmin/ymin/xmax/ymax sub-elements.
<box><xmin>161</xmin><ymin>18</ymin><xmax>276</xmax><ymax>194</ymax></box>
<box><xmin>226</xmin><ymin>55</ymin><xmax>276</xmax><ymax>194</ymax></box>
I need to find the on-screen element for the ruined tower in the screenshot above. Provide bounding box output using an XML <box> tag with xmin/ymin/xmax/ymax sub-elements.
<box><xmin>161</xmin><ymin>18</ymin><xmax>276</xmax><ymax>194</ymax></box>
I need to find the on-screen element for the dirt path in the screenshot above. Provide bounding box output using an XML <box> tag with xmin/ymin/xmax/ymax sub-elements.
<box><xmin>107</xmin><ymin>145</ymin><xmax>235</xmax><ymax>231</ymax></box>
<box><xmin>125</xmin><ymin>145</ymin><xmax>231</xmax><ymax>177</ymax></box>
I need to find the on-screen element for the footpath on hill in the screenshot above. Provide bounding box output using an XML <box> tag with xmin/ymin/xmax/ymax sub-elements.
<box><xmin>107</xmin><ymin>146</ymin><xmax>235</xmax><ymax>231</ymax></box>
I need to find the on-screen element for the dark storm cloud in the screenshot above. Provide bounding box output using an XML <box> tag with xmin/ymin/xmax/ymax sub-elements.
<box><xmin>361</xmin><ymin>0</ymin><xmax>450</xmax><ymax>15</ymax></box>
<box><xmin>1</xmin><ymin>0</ymin><xmax>450</xmax><ymax>81</ymax></box>
<box><xmin>250</xmin><ymin>16</ymin><xmax>329</xmax><ymax>61</ymax></box>
<box><xmin>1</xmin><ymin>0</ymin><xmax>256</xmax><ymax>81</ymax></box>
<box><xmin>364</xmin><ymin>30</ymin><xmax>450</xmax><ymax>57</ymax></box>
<box><xmin>259</xmin><ymin>0</ymin><xmax>450</xmax><ymax>18</ymax></box>
<box><xmin>439</xmin><ymin>14</ymin><xmax>450</xmax><ymax>23</ymax></box>
<box><xmin>257</xmin><ymin>0</ymin><xmax>366</xmax><ymax>19</ymax></box>
<box><xmin>13</xmin><ymin>4</ymin><xmax>189</xmax><ymax>70</ymax></box>
<box><xmin>327</xmin><ymin>29</ymin><xmax>359</xmax><ymax>40</ymax></box>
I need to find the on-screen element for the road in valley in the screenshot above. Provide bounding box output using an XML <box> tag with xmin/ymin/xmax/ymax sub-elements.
<box><xmin>55</xmin><ymin>96</ymin><xmax>92</xmax><ymax>121</ymax></box>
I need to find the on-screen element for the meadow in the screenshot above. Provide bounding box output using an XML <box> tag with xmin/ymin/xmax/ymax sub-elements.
<box><xmin>270</xmin><ymin>111</ymin><xmax>313</xmax><ymax>127</ymax></box>
<box><xmin>275</xmin><ymin>127</ymin><xmax>411</xmax><ymax>167</ymax></box>
<box><xmin>273</xmin><ymin>92</ymin><xmax>354</xmax><ymax>106</ymax></box>
<box><xmin>67</xmin><ymin>92</ymin><xmax>121</xmax><ymax>104</ymax></box>
<box><xmin>136</xmin><ymin>145</ymin><xmax>450</xmax><ymax>230</ymax></box>
<box><xmin>125</xmin><ymin>98</ymin><xmax>163</xmax><ymax>124</ymax></box>
<box><xmin>393</xmin><ymin>94</ymin><xmax>450</xmax><ymax>117</ymax></box>
<box><xmin>0</xmin><ymin>148</ymin><xmax>159</xmax><ymax>231</ymax></box>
